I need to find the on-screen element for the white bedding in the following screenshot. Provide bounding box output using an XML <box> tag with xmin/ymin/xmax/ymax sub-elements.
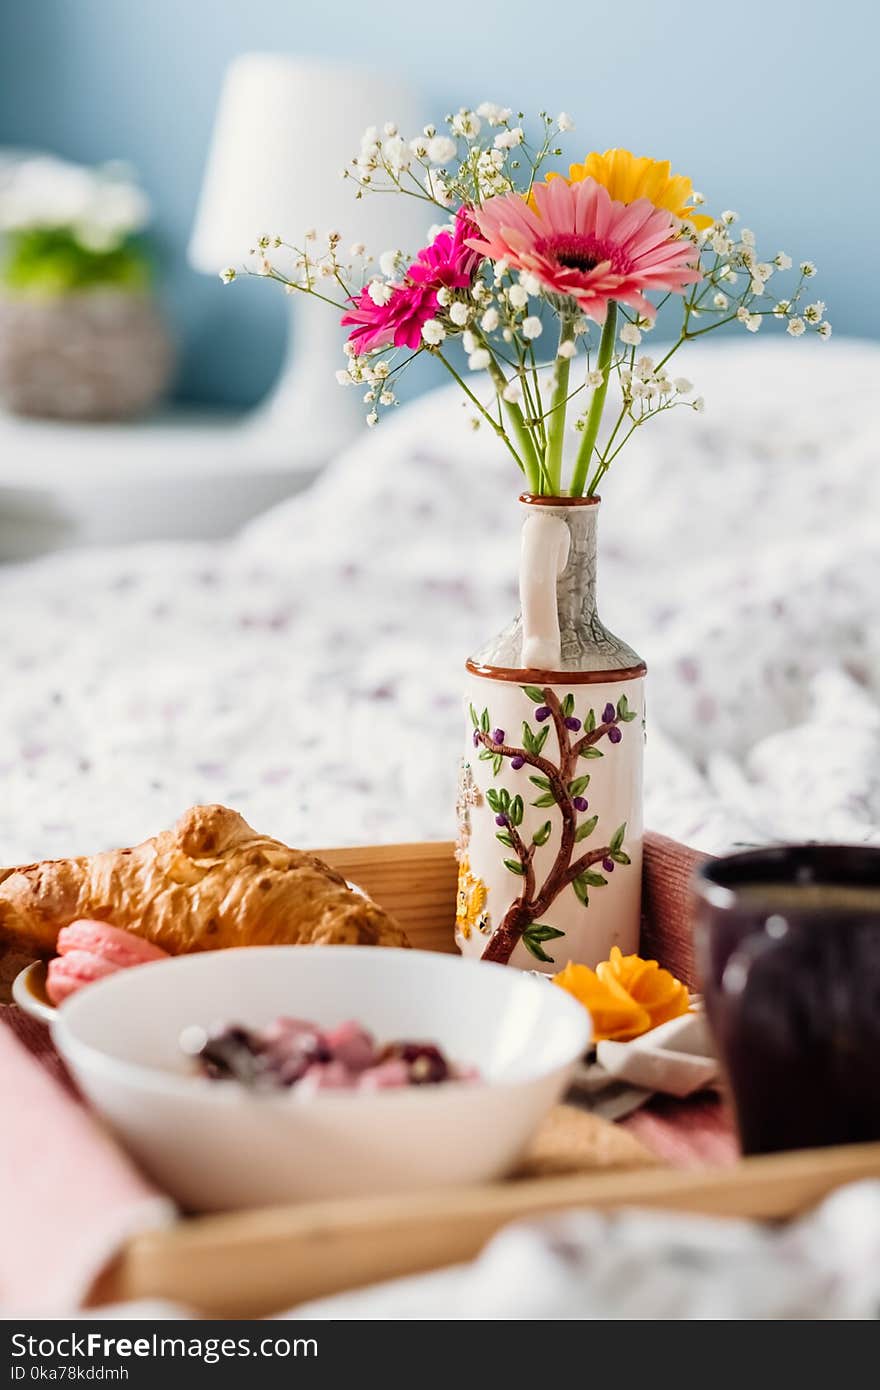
<box><xmin>1</xmin><ymin>338</ymin><xmax>878</xmax><ymax>864</ymax></box>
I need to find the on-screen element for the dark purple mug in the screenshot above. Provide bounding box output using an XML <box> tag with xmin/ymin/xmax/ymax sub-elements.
<box><xmin>693</xmin><ymin>845</ymin><xmax>880</xmax><ymax>1155</ymax></box>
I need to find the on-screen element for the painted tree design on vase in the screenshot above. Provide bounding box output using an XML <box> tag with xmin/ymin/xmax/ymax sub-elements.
<box><xmin>469</xmin><ymin>685</ymin><xmax>638</xmax><ymax>965</ymax></box>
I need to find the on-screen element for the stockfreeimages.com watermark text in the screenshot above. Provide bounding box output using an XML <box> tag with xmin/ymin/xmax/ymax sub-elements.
<box><xmin>9</xmin><ymin>1330</ymin><xmax>316</xmax><ymax>1374</ymax></box>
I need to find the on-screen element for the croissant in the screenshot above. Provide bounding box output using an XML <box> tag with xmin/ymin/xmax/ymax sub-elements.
<box><xmin>0</xmin><ymin>804</ymin><xmax>409</xmax><ymax>957</ymax></box>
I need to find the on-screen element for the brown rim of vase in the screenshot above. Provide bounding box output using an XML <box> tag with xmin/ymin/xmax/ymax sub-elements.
<box><xmin>519</xmin><ymin>493</ymin><xmax>601</xmax><ymax>507</ymax></box>
<box><xmin>465</xmin><ymin>658</ymin><xmax>647</xmax><ymax>684</ymax></box>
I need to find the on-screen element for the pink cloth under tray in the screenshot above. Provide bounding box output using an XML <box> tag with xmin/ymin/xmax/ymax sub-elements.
<box><xmin>0</xmin><ymin>1007</ymin><xmax>173</xmax><ymax>1316</ymax></box>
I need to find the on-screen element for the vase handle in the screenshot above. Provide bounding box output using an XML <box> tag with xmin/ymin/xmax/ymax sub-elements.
<box><xmin>519</xmin><ymin>513</ymin><xmax>570</xmax><ymax>670</ymax></box>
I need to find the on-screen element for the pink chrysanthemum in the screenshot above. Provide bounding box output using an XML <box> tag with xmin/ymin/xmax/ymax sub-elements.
<box><xmin>342</xmin><ymin>209</ymin><xmax>481</xmax><ymax>355</ymax></box>
<box><xmin>469</xmin><ymin>178</ymin><xmax>700</xmax><ymax>324</ymax></box>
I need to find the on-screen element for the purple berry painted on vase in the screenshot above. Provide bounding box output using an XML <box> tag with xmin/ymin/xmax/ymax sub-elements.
<box><xmin>492</xmin><ymin>728</ymin><xmax>505</xmax><ymax>744</ymax></box>
<box><xmin>608</xmin><ymin>726</ymin><xmax>622</xmax><ymax>744</ymax></box>
<box><xmin>535</xmin><ymin>706</ymin><xmax>551</xmax><ymax>722</ymax></box>
<box><xmin>510</xmin><ymin>755</ymin><xmax>525</xmax><ymax>770</ymax></box>
<box><xmin>472</xmin><ymin>730</ymin><xmax>480</xmax><ymax>747</ymax></box>
<box><xmin>573</xmin><ymin>796</ymin><xmax>589</xmax><ymax>812</ymax></box>
<box><xmin>602</xmin><ymin>702</ymin><xmax>616</xmax><ymax>724</ymax></box>
<box><xmin>495</xmin><ymin>813</ymin><xmax>508</xmax><ymax>827</ymax></box>
<box><xmin>603</xmin><ymin>857</ymin><xmax>615</xmax><ymax>873</ymax></box>
<box><xmin>564</xmin><ymin>716</ymin><xmax>581</xmax><ymax>731</ymax></box>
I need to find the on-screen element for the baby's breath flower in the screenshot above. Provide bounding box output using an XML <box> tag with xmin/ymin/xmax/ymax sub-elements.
<box><xmin>803</xmin><ymin>300</ymin><xmax>826</xmax><ymax>324</ymax></box>
<box><xmin>800</xmin><ymin>261</ymin><xmax>817</xmax><ymax>277</ymax></box>
<box><xmin>219</xmin><ymin>267</ymin><xmax>236</xmax><ymax>284</ymax></box>
<box><xmin>366</xmin><ymin>411</ymin><xmax>379</xmax><ymax>428</ymax></box>
<box><xmin>786</xmin><ymin>316</ymin><xmax>806</xmax><ymax>337</ymax></box>
<box><xmin>518</xmin><ymin>271</ymin><xmax>542</xmax><ymax>296</ymax></box>
<box><xmin>502</xmin><ymin>327</ymin><xmax>513</xmax><ymax>342</ymax></box>
<box><xmin>750</xmin><ymin>277</ymin><xmax>766</xmax><ymax>295</ymax></box>
<box><xmin>476</xmin><ymin>102</ymin><xmax>512</xmax><ymax>125</ymax></box>
<box><xmin>713</xmin><ymin>292</ymin><xmax>728</xmax><ymax>309</ymax></box>
<box><xmin>335</xmin><ymin>369</ymin><xmax>353</xmax><ymax>385</ymax></box>
<box><xmin>449</xmin><ymin>301</ymin><xmax>470</xmax><ymax>327</ymax></box>
<box><xmin>507</xmin><ymin>283</ymin><xmax>528</xmax><ymax>310</ymax></box>
<box><xmin>409</xmin><ymin>136</ymin><xmax>428</xmax><ymax>158</ymax></box>
<box><xmin>721</xmin><ymin>210</ymin><xmax>738</xmax><ymax>225</ymax></box>
<box><xmin>436</xmin><ymin>286</ymin><xmax>452</xmax><ymax>307</ymax></box>
<box><xmin>620</xmin><ymin>323</ymin><xmax>641</xmax><ymax>346</ymax></box>
<box><xmin>349</xmin><ymin>242</ymin><xmax>366</xmax><ymax>257</ymax></box>
<box><xmin>427</xmin><ymin>135</ymin><xmax>456</xmax><ymax>165</ymax></box>
<box><xmin>421</xmin><ymin>319</ymin><xmax>446</xmax><ymax>346</ymax></box>
<box><xmin>740</xmin><ymin>228</ymin><xmax>756</xmax><ymax>247</ymax></box>
<box><xmin>756</xmin><ymin>262</ymin><xmax>774</xmax><ymax>280</ymax></box>
<box><xmin>692</xmin><ymin>397</ymin><xmax>705</xmax><ymax>413</ymax></box>
<box><xmin>383</xmin><ymin>135</ymin><xmax>410</xmax><ymax>172</ymax></box>
<box><xmin>305</xmin><ymin>228</ymin><xmax>317</xmax><ymax>241</ymax></box>
<box><xmin>774</xmin><ymin>252</ymin><xmax>792</xmax><ymax>270</ymax></box>
<box><xmin>587</xmin><ymin>369</ymin><xmax>605</xmax><ymax>388</ymax></box>
<box><xmin>711</xmin><ymin>231</ymin><xmax>732</xmax><ymax>255</ymax></box>
<box><xmin>468</xmin><ymin>348</ymin><xmax>491</xmax><ymax>370</ymax></box>
<box><xmin>367</xmin><ymin>280</ymin><xmax>393</xmax><ymax>307</ymax></box>
<box><xmin>424</xmin><ymin>170</ymin><xmax>452</xmax><ymax>206</ymax></box>
<box><xmin>494</xmin><ymin>127</ymin><xmax>524</xmax><ymax>150</ymax></box>
<box><xmin>557</xmin><ymin>111</ymin><xmax>575</xmax><ymax>131</ymax></box>
<box><xmin>502</xmin><ymin>378</ymin><xmax>523</xmax><ymax>403</ymax></box>
<box><xmin>557</xmin><ymin>339</ymin><xmax>576</xmax><ymax>359</ymax></box>
<box><xmin>257</xmin><ymin>256</ymin><xmax>271</xmax><ymax>276</ymax></box>
<box><xmin>635</xmin><ymin>355</ymin><xmax>655</xmax><ymax>378</ymax></box>
<box><xmin>522</xmin><ymin>315</ymin><xmax>543</xmax><ymax>340</ymax></box>
<box><xmin>673</xmin><ymin>377</ymin><xmax>693</xmax><ymax>394</ymax></box>
<box><xmin>363</xmin><ymin>390</ymin><xmax>375</xmax><ymax>403</ymax></box>
<box><xmin>480</xmin><ymin>307</ymin><xmax>499</xmax><ymax>332</ymax></box>
<box><xmin>773</xmin><ymin>300</ymin><xmax>791</xmax><ymax>318</ymax></box>
<box><xmin>373</xmin><ymin>361</ymin><xmax>390</xmax><ymax>379</ymax></box>
<box><xmin>450</xmin><ymin>109</ymin><xmax>481</xmax><ymax>139</ymax></box>
<box><xmin>379</xmin><ymin>391</ymin><xmax>395</xmax><ymax>406</ymax></box>
<box><xmin>462</xmin><ymin>329</ymin><xmax>477</xmax><ymax>354</ymax></box>
<box><xmin>574</xmin><ymin>317</ymin><xmax>590</xmax><ymax>336</ymax></box>
<box><xmin>817</xmin><ymin>320</ymin><xmax>832</xmax><ymax>340</ymax></box>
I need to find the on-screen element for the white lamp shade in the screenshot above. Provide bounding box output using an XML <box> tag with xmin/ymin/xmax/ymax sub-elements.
<box><xmin>189</xmin><ymin>53</ymin><xmax>429</xmax><ymax>270</ymax></box>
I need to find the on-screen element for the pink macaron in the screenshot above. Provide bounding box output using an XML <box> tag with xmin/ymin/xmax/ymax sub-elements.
<box><xmin>46</xmin><ymin>920</ymin><xmax>169</xmax><ymax>1006</ymax></box>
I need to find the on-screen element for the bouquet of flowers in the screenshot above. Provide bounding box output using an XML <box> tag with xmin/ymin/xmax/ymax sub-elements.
<box><xmin>225</xmin><ymin>105</ymin><xmax>829</xmax><ymax>498</ymax></box>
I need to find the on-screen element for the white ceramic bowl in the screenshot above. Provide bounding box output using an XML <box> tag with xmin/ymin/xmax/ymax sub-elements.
<box><xmin>52</xmin><ymin>946</ymin><xmax>590</xmax><ymax>1212</ymax></box>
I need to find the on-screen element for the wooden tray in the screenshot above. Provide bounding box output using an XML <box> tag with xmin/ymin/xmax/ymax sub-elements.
<box><xmin>91</xmin><ymin>838</ymin><xmax>880</xmax><ymax>1317</ymax></box>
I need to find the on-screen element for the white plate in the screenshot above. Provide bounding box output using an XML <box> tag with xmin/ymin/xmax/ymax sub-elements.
<box><xmin>12</xmin><ymin>960</ymin><xmax>55</xmax><ymax>1025</ymax></box>
<box><xmin>51</xmin><ymin>944</ymin><xmax>590</xmax><ymax>1212</ymax></box>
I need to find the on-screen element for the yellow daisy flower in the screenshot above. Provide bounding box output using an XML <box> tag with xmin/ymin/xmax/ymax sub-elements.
<box><xmin>545</xmin><ymin>149</ymin><xmax>712</xmax><ymax>230</ymax></box>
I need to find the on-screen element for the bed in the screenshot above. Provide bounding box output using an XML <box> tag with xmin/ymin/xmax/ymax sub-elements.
<box><xmin>1</xmin><ymin>337</ymin><xmax>877</xmax><ymax>866</ymax></box>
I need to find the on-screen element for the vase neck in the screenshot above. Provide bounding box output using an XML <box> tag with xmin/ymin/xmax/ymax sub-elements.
<box><xmin>520</xmin><ymin>496</ymin><xmax>599</xmax><ymax>637</ymax></box>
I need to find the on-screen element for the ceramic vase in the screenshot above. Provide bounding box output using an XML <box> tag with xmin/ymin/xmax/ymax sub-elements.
<box><xmin>456</xmin><ymin>494</ymin><xmax>645</xmax><ymax>972</ymax></box>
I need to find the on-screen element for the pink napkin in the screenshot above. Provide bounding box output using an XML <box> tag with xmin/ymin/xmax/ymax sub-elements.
<box><xmin>0</xmin><ymin>1008</ymin><xmax>174</xmax><ymax>1316</ymax></box>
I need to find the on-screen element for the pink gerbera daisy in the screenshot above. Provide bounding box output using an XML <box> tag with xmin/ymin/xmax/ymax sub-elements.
<box><xmin>469</xmin><ymin>178</ymin><xmax>700</xmax><ymax>324</ymax></box>
<box><xmin>342</xmin><ymin>209</ymin><xmax>481</xmax><ymax>355</ymax></box>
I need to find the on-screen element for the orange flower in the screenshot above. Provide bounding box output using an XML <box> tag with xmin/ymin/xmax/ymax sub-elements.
<box><xmin>552</xmin><ymin>961</ymin><xmax>651</xmax><ymax>1042</ymax></box>
<box><xmin>597</xmin><ymin>946</ymin><xmax>690</xmax><ymax>1031</ymax></box>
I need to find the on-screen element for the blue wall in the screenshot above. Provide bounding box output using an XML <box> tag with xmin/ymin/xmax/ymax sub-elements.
<box><xmin>0</xmin><ymin>0</ymin><xmax>874</xmax><ymax>407</ymax></box>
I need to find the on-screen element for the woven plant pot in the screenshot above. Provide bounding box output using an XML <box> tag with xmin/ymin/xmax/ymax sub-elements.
<box><xmin>0</xmin><ymin>289</ymin><xmax>173</xmax><ymax>421</ymax></box>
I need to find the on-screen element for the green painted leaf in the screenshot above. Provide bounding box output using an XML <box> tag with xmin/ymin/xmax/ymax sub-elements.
<box><xmin>485</xmin><ymin>788</ymin><xmax>502</xmax><ymax>813</ymax></box>
<box><xmin>611</xmin><ymin>850</ymin><xmax>632</xmax><ymax>866</ymax></box>
<box><xmin>581</xmin><ymin>746</ymin><xmax>604</xmax><ymax>759</ymax></box>
<box><xmin>499</xmin><ymin>788</ymin><xmax>511</xmax><ymax>811</ymax></box>
<box><xmin>532</xmin><ymin>820</ymin><xmax>552</xmax><ymax>847</ymax></box>
<box><xmin>568</xmin><ymin>775</ymin><xmax>590</xmax><ymax>796</ymax></box>
<box><xmin>528</xmin><ymin>924</ymin><xmax>566</xmax><ymax>941</ymax></box>
<box><xmin>585</xmin><ymin>708</ymin><xmax>596</xmax><ymax>733</ymax></box>
<box><xmin>522</xmin><ymin>934</ymin><xmax>556</xmax><ymax>963</ymax></box>
<box><xmin>617</xmin><ymin>693</ymin><xmax>638</xmax><ymax>723</ymax></box>
<box><xmin>533</xmin><ymin>725</ymin><xmax>550</xmax><ymax>754</ymax></box>
<box><xmin>468</xmin><ymin>703</ymin><xmax>479</xmax><ymax>729</ymax></box>
<box><xmin>503</xmin><ymin>858</ymin><xmax>525</xmax><ymax>876</ymax></box>
<box><xmin>562</xmin><ymin>693</ymin><xmax>575</xmax><ymax>718</ymax></box>
<box><xmin>496</xmin><ymin>831</ymin><xmax>514</xmax><ymax>848</ymax></box>
<box><xmin>523</xmin><ymin>685</ymin><xmax>545</xmax><ymax>703</ymax></box>
<box><xmin>574</xmin><ymin>815</ymin><xmax>599</xmax><ymax>842</ymax></box>
<box><xmin>579</xmin><ymin>870</ymin><xmax>608</xmax><ymax>888</ymax></box>
<box><xmin>610</xmin><ymin>822</ymin><xmax>627</xmax><ymax>854</ymax></box>
<box><xmin>532</xmin><ymin>792</ymin><xmax>556</xmax><ymax>808</ymax></box>
<box><xmin>480</xmin><ymin>708</ymin><xmax>490</xmax><ymax>734</ymax></box>
<box><xmin>572</xmin><ymin>877</ymin><xmax>590</xmax><ymax>906</ymax></box>
<box><xmin>529</xmin><ymin>774</ymin><xmax>551</xmax><ymax>790</ymax></box>
<box><xmin>478</xmin><ymin>749</ymin><xmax>495</xmax><ymax>762</ymax></box>
<box><xmin>492</xmin><ymin>753</ymin><xmax>503</xmax><ymax>777</ymax></box>
<box><xmin>510</xmin><ymin>795</ymin><xmax>524</xmax><ymax>827</ymax></box>
<box><xmin>521</xmin><ymin>722</ymin><xmax>536</xmax><ymax>754</ymax></box>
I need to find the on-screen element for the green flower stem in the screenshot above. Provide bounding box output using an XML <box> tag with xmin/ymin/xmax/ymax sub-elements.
<box><xmin>542</xmin><ymin>315</ymin><xmax>576</xmax><ymax>494</ymax></box>
<box><xmin>570</xmin><ymin>301</ymin><xmax>617</xmax><ymax>497</ymax></box>
<box><xmin>436</xmin><ymin>352</ymin><xmax>532</xmax><ymax>480</ymax></box>
<box><xmin>480</xmin><ymin>349</ymin><xmax>543</xmax><ymax>494</ymax></box>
